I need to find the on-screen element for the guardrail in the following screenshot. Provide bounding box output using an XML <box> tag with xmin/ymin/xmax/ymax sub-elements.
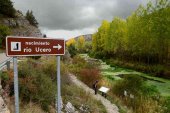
<box><xmin>0</xmin><ymin>57</ymin><xmax>13</xmax><ymax>70</ymax></box>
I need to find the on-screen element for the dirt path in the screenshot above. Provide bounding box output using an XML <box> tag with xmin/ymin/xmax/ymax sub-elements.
<box><xmin>69</xmin><ymin>74</ymin><xmax>119</xmax><ymax>113</ymax></box>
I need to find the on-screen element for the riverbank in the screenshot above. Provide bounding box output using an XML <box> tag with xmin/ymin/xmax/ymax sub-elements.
<box><xmin>104</xmin><ymin>58</ymin><xmax>170</xmax><ymax>79</ymax></box>
<box><xmin>79</xmin><ymin>54</ymin><xmax>170</xmax><ymax>113</ymax></box>
<box><xmin>81</xmin><ymin>54</ymin><xmax>170</xmax><ymax>97</ymax></box>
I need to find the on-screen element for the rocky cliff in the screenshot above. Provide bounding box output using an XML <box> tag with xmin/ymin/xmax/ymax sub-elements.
<box><xmin>74</xmin><ymin>34</ymin><xmax>92</xmax><ymax>42</ymax></box>
<box><xmin>0</xmin><ymin>11</ymin><xmax>42</xmax><ymax>37</ymax></box>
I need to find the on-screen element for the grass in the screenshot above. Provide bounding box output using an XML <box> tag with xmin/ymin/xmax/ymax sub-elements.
<box><xmin>62</xmin><ymin>84</ymin><xmax>107</xmax><ymax>113</ymax></box>
<box><xmin>20</xmin><ymin>103</ymin><xmax>48</xmax><ymax>113</ymax></box>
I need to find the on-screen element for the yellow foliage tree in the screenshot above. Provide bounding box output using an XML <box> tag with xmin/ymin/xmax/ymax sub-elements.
<box><xmin>77</xmin><ymin>36</ymin><xmax>85</xmax><ymax>52</ymax></box>
<box><xmin>66</xmin><ymin>38</ymin><xmax>76</xmax><ymax>47</ymax></box>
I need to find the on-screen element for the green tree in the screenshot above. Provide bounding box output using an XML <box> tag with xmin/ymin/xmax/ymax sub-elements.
<box><xmin>98</xmin><ymin>20</ymin><xmax>110</xmax><ymax>52</ymax></box>
<box><xmin>108</xmin><ymin>18</ymin><xmax>127</xmax><ymax>58</ymax></box>
<box><xmin>26</xmin><ymin>10</ymin><xmax>38</xmax><ymax>27</ymax></box>
<box><xmin>66</xmin><ymin>38</ymin><xmax>78</xmax><ymax>57</ymax></box>
<box><xmin>68</xmin><ymin>44</ymin><xmax>77</xmax><ymax>57</ymax></box>
<box><xmin>0</xmin><ymin>25</ymin><xmax>10</xmax><ymax>48</ymax></box>
<box><xmin>92</xmin><ymin>33</ymin><xmax>97</xmax><ymax>52</ymax></box>
<box><xmin>92</xmin><ymin>0</ymin><xmax>170</xmax><ymax>65</ymax></box>
<box><xmin>84</xmin><ymin>41</ymin><xmax>92</xmax><ymax>53</ymax></box>
<box><xmin>0</xmin><ymin>0</ymin><xmax>16</xmax><ymax>17</ymax></box>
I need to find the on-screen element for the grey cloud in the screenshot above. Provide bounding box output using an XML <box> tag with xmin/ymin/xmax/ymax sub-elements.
<box><xmin>12</xmin><ymin>0</ymin><xmax>147</xmax><ymax>30</ymax></box>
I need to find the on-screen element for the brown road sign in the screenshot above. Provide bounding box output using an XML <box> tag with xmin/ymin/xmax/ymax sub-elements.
<box><xmin>6</xmin><ymin>36</ymin><xmax>65</xmax><ymax>56</ymax></box>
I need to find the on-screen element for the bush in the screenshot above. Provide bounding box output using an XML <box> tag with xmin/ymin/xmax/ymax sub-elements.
<box><xmin>113</xmin><ymin>75</ymin><xmax>158</xmax><ymax>97</ymax></box>
<box><xmin>17</xmin><ymin>59</ymin><xmax>56</xmax><ymax>111</ymax></box>
<box><xmin>112</xmin><ymin>74</ymin><xmax>164</xmax><ymax>113</ymax></box>
<box><xmin>69</xmin><ymin>55</ymin><xmax>87</xmax><ymax>75</ymax></box>
<box><xmin>67</xmin><ymin>44</ymin><xmax>77</xmax><ymax>58</ymax></box>
<box><xmin>0</xmin><ymin>25</ymin><xmax>10</xmax><ymax>48</ymax></box>
<box><xmin>164</xmin><ymin>97</ymin><xmax>170</xmax><ymax>113</ymax></box>
<box><xmin>0</xmin><ymin>71</ymin><xmax>9</xmax><ymax>81</ymax></box>
<box><xmin>69</xmin><ymin>55</ymin><xmax>102</xmax><ymax>87</ymax></box>
<box><xmin>29</xmin><ymin>56</ymin><xmax>41</xmax><ymax>60</ymax></box>
<box><xmin>80</xmin><ymin>68</ymin><xmax>101</xmax><ymax>88</ymax></box>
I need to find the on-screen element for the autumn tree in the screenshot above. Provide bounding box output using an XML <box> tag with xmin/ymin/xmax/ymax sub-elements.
<box><xmin>66</xmin><ymin>38</ymin><xmax>76</xmax><ymax>47</ymax></box>
<box><xmin>92</xmin><ymin>0</ymin><xmax>170</xmax><ymax>64</ymax></box>
<box><xmin>66</xmin><ymin>38</ymin><xmax>77</xmax><ymax>57</ymax></box>
<box><xmin>108</xmin><ymin>18</ymin><xmax>127</xmax><ymax>59</ymax></box>
<box><xmin>76</xmin><ymin>36</ymin><xmax>85</xmax><ymax>52</ymax></box>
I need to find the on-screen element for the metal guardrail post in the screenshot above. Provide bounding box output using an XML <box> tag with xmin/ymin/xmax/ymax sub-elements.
<box><xmin>7</xmin><ymin>61</ymin><xmax>10</xmax><ymax>71</ymax></box>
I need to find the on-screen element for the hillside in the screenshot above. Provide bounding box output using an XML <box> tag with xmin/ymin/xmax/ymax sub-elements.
<box><xmin>74</xmin><ymin>34</ymin><xmax>92</xmax><ymax>42</ymax></box>
<box><xmin>0</xmin><ymin>10</ymin><xmax>42</xmax><ymax>37</ymax></box>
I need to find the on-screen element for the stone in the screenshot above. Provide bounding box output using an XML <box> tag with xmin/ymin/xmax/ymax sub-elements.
<box><xmin>79</xmin><ymin>104</ymin><xmax>90</xmax><ymax>113</ymax></box>
<box><xmin>1</xmin><ymin>13</ymin><xmax>42</xmax><ymax>38</ymax></box>
<box><xmin>65</xmin><ymin>102</ymin><xmax>75</xmax><ymax>113</ymax></box>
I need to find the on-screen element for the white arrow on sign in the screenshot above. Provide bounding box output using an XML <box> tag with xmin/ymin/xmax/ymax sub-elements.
<box><xmin>53</xmin><ymin>44</ymin><xmax>62</xmax><ymax>50</ymax></box>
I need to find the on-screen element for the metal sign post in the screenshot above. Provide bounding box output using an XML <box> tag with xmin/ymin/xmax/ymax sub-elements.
<box><xmin>56</xmin><ymin>56</ymin><xmax>61</xmax><ymax>113</ymax></box>
<box><xmin>6</xmin><ymin>37</ymin><xmax>65</xmax><ymax>56</ymax></box>
<box><xmin>13</xmin><ymin>57</ymin><xmax>19</xmax><ymax>113</ymax></box>
<box><xmin>6</xmin><ymin>36</ymin><xmax>65</xmax><ymax>113</ymax></box>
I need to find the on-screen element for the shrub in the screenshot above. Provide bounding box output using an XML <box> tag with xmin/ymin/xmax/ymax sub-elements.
<box><xmin>29</xmin><ymin>56</ymin><xmax>41</xmax><ymax>60</ymax></box>
<box><xmin>17</xmin><ymin>59</ymin><xmax>56</xmax><ymax>111</ymax></box>
<box><xmin>42</xmin><ymin>57</ymin><xmax>57</xmax><ymax>81</ymax></box>
<box><xmin>0</xmin><ymin>25</ymin><xmax>10</xmax><ymax>48</ymax></box>
<box><xmin>113</xmin><ymin>75</ymin><xmax>142</xmax><ymax>97</ymax></box>
<box><xmin>69</xmin><ymin>55</ymin><xmax>87</xmax><ymax>75</ymax></box>
<box><xmin>0</xmin><ymin>71</ymin><xmax>9</xmax><ymax>81</ymax></box>
<box><xmin>164</xmin><ymin>97</ymin><xmax>170</xmax><ymax>113</ymax></box>
<box><xmin>67</xmin><ymin>44</ymin><xmax>77</xmax><ymax>58</ymax></box>
<box><xmin>72</xmin><ymin>55</ymin><xmax>86</xmax><ymax>66</ymax></box>
<box><xmin>112</xmin><ymin>74</ymin><xmax>164</xmax><ymax>113</ymax></box>
<box><xmin>113</xmin><ymin>75</ymin><xmax>158</xmax><ymax>97</ymax></box>
<box><xmin>42</xmin><ymin>56</ymin><xmax>69</xmax><ymax>83</ymax></box>
<box><xmin>80</xmin><ymin>68</ymin><xmax>101</xmax><ymax>88</ymax></box>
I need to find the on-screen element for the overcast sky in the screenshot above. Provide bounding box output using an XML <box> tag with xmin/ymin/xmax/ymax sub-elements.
<box><xmin>11</xmin><ymin>0</ymin><xmax>148</xmax><ymax>39</ymax></box>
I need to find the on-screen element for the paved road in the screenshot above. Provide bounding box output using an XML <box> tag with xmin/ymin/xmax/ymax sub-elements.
<box><xmin>0</xmin><ymin>53</ymin><xmax>10</xmax><ymax>64</ymax></box>
<box><xmin>0</xmin><ymin>53</ymin><xmax>12</xmax><ymax>70</ymax></box>
<box><xmin>69</xmin><ymin>74</ymin><xmax>119</xmax><ymax>113</ymax></box>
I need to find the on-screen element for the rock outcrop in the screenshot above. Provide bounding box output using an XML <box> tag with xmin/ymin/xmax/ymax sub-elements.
<box><xmin>74</xmin><ymin>34</ymin><xmax>92</xmax><ymax>42</ymax></box>
<box><xmin>0</xmin><ymin>11</ymin><xmax>42</xmax><ymax>37</ymax></box>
